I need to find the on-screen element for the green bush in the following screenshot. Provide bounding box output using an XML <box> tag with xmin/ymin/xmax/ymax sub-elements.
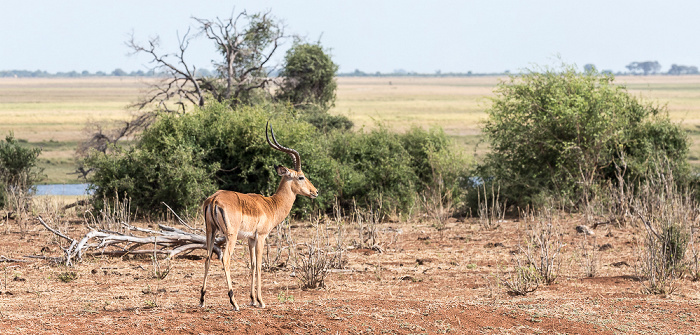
<box><xmin>0</xmin><ymin>133</ymin><xmax>44</xmax><ymax>208</ymax></box>
<box><xmin>478</xmin><ymin>64</ymin><xmax>690</xmax><ymax>208</ymax></box>
<box><xmin>299</xmin><ymin>105</ymin><xmax>354</xmax><ymax>133</ymax></box>
<box><xmin>85</xmin><ymin>140</ymin><xmax>219</xmax><ymax>217</ymax></box>
<box><xmin>327</xmin><ymin>125</ymin><xmax>472</xmax><ymax>217</ymax></box>
<box><xmin>86</xmin><ymin>102</ymin><xmax>333</xmax><ymax>216</ymax></box>
<box><xmin>400</xmin><ymin>127</ymin><xmax>473</xmax><ymax>213</ymax></box>
<box><xmin>277</xmin><ymin>41</ymin><xmax>339</xmax><ymax>111</ymax></box>
<box><xmin>328</xmin><ymin>127</ymin><xmax>417</xmax><ymax>214</ymax></box>
<box><xmin>0</xmin><ymin>180</ymin><xmax>6</xmax><ymax>208</ymax></box>
<box><xmin>85</xmin><ymin>102</ymin><xmax>471</xmax><ymax>219</ymax></box>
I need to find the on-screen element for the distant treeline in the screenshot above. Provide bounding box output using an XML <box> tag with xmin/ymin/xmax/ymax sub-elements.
<box><xmin>3</xmin><ymin>61</ymin><xmax>699</xmax><ymax>78</ymax></box>
<box><xmin>0</xmin><ymin>68</ymin><xmax>217</xmax><ymax>78</ymax></box>
<box><xmin>341</xmin><ymin>62</ymin><xmax>700</xmax><ymax>77</ymax></box>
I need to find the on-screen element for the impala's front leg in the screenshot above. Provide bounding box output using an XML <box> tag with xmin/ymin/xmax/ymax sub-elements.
<box><xmin>255</xmin><ymin>235</ymin><xmax>266</xmax><ymax>308</ymax></box>
<box><xmin>247</xmin><ymin>238</ymin><xmax>258</xmax><ymax>307</ymax></box>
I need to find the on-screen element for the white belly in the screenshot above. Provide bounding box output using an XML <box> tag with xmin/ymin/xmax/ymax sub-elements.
<box><xmin>236</xmin><ymin>229</ymin><xmax>255</xmax><ymax>240</ymax></box>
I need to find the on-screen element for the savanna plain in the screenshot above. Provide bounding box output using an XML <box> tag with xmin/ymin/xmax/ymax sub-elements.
<box><xmin>1</xmin><ymin>76</ymin><xmax>700</xmax><ymax>334</ymax></box>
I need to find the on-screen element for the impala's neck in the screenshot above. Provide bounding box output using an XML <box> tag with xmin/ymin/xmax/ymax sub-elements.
<box><xmin>269</xmin><ymin>178</ymin><xmax>297</xmax><ymax>223</ymax></box>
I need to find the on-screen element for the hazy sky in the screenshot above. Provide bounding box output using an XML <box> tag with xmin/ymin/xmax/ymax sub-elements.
<box><xmin>2</xmin><ymin>0</ymin><xmax>699</xmax><ymax>74</ymax></box>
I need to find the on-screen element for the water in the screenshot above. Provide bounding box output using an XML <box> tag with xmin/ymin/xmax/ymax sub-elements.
<box><xmin>35</xmin><ymin>184</ymin><xmax>92</xmax><ymax>196</ymax></box>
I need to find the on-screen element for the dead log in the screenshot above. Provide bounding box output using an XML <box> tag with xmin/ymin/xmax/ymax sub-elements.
<box><xmin>61</xmin><ymin>199</ymin><xmax>89</xmax><ymax>211</ymax></box>
<box><xmin>36</xmin><ymin>216</ymin><xmax>223</xmax><ymax>266</ymax></box>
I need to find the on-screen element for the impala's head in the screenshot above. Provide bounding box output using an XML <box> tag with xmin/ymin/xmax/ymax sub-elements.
<box><xmin>266</xmin><ymin>122</ymin><xmax>318</xmax><ymax>199</ymax></box>
<box><xmin>275</xmin><ymin>165</ymin><xmax>318</xmax><ymax>198</ymax></box>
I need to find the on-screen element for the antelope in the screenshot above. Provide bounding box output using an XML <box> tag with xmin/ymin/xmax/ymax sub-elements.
<box><xmin>199</xmin><ymin>122</ymin><xmax>318</xmax><ymax>310</ymax></box>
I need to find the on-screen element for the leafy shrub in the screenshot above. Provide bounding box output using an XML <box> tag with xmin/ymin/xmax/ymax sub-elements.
<box><xmin>277</xmin><ymin>41</ymin><xmax>339</xmax><ymax>111</ymax></box>
<box><xmin>85</xmin><ymin>102</ymin><xmax>471</xmax><ymax>219</ymax></box>
<box><xmin>299</xmin><ymin>105</ymin><xmax>354</xmax><ymax>133</ymax></box>
<box><xmin>0</xmin><ymin>133</ymin><xmax>44</xmax><ymax>209</ymax></box>
<box><xmin>328</xmin><ymin>127</ymin><xmax>417</xmax><ymax>215</ymax></box>
<box><xmin>401</xmin><ymin>127</ymin><xmax>473</xmax><ymax>212</ymax></box>
<box><xmin>86</xmin><ymin>102</ymin><xmax>335</xmax><ymax>216</ymax></box>
<box><xmin>479</xmin><ymin>64</ymin><xmax>690</xmax><ymax>208</ymax></box>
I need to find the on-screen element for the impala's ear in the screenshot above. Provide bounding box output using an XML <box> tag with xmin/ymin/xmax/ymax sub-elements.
<box><xmin>275</xmin><ymin>165</ymin><xmax>289</xmax><ymax>176</ymax></box>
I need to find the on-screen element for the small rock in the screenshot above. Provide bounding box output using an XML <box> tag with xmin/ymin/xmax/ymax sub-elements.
<box><xmin>611</xmin><ymin>261</ymin><xmax>629</xmax><ymax>267</ymax></box>
<box><xmin>416</xmin><ymin>258</ymin><xmax>431</xmax><ymax>265</ymax></box>
<box><xmin>576</xmin><ymin>225</ymin><xmax>595</xmax><ymax>235</ymax></box>
<box><xmin>599</xmin><ymin>243</ymin><xmax>613</xmax><ymax>251</ymax></box>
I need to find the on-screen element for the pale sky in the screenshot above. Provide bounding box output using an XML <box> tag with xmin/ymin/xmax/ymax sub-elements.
<box><xmin>2</xmin><ymin>0</ymin><xmax>699</xmax><ymax>74</ymax></box>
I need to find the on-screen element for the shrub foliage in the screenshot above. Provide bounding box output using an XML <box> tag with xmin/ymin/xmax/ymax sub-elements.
<box><xmin>0</xmin><ymin>133</ymin><xmax>44</xmax><ymax>208</ymax></box>
<box><xmin>479</xmin><ymin>65</ymin><xmax>690</xmax><ymax>208</ymax></box>
<box><xmin>85</xmin><ymin>103</ymin><xmax>470</xmax><ymax>217</ymax></box>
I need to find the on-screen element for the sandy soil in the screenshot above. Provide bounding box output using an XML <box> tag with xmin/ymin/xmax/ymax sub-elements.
<box><xmin>0</xmin><ymin>212</ymin><xmax>698</xmax><ymax>334</ymax></box>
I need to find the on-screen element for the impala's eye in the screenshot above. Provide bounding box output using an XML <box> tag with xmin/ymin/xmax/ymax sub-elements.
<box><xmin>298</xmin><ymin>176</ymin><xmax>305</xmax><ymax>180</ymax></box>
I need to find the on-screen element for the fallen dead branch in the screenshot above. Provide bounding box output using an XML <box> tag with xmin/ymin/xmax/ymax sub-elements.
<box><xmin>37</xmin><ymin>216</ymin><xmax>223</xmax><ymax>266</ymax></box>
<box><xmin>0</xmin><ymin>256</ymin><xmax>31</xmax><ymax>263</ymax></box>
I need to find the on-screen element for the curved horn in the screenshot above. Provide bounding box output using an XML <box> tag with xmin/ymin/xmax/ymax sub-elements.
<box><xmin>266</xmin><ymin>121</ymin><xmax>302</xmax><ymax>171</ymax></box>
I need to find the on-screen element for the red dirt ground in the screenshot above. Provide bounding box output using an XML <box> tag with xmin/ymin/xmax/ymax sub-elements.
<box><xmin>0</xmin><ymin>212</ymin><xmax>699</xmax><ymax>334</ymax></box>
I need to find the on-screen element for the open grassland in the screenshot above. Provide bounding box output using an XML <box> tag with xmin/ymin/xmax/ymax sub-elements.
<box><xmin>0</xmin><ymin>77</ymin><xmax>142</xmax><ymax>142</ymax></box>
<box><xmin>0</xmin><ymin>78</ymin><xmax>143</xmax><ymax>183</ymax></box>
<box><xmin>1</xmin><ymin>75</ymin><xmax>700</xmax><ymax>183</ymax></box>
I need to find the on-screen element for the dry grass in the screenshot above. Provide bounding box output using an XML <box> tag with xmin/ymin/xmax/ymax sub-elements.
<box><xmin>1</xmin><ymin>206</ymin><xmax>700</xmax><ymax>333</ymax></box>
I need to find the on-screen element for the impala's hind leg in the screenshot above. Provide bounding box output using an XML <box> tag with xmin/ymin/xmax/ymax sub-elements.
<box><xmin>222</xmin><ymin>234</ymin><xmax>240</xmax><ymax>311</ymax></box>
<box><xmin>200</xmin><ymin>204</ymin><xmax>217</xmax><ymax>307</ymax></box>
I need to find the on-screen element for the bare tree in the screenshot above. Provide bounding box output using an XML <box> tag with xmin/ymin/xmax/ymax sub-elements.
<box><xmin>79</xmin><ymin>9</ymin><xmax>286</xmax><ymax>159</ymax></box>
<box><xmin>127</xmin><ymin>9</ymin><xmax>284</xmax><ymax>112</ymax></box>
<box><xmin>194</xmin><ymin>10</ymin><xmax>284</xmax><ymax>104</ymax></box>
<box><xmin>127</xmin><ymin>28</ymin><xmax>206</xmax><ymax>113</ymax></box>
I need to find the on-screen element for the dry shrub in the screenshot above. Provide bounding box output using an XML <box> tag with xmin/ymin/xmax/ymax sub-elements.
<box><xmin>519</xmin><ymin>206</ymin><xmax>564</xmax><ymax>284</ymax></box>
<box><xmin>690</xmin><ymin>227</ymin><xmax>700</xmax><ymax>281</ymax></box>
<box><xmin>352</xmin><ymin>199</ymin><xmax>382</xmax><ymax>251</ymax></box>
<box><xmin>152</xmin><ymin>240</ymin><xmax>171</xmax><ymax>280</ymax></box>
<box><xmin>499</xmin><ymin>260</ymin><xmax>540</xmax><ymax>296</ymax></box>
<box><xmin>290</xmin><ymin>209</ymin><xmax>348</xmax><ymax>289</ymax></box>
<box><xmin>292</xmin><ymin>221</ymin><xmax>332</xmax><ymax>289</ymax></box>
<box><xmin>4</xmin><ymin>172</ymin><xmax>33</xmax><ymax>234</ymax></box>
<box><xmin>580</xmin><ymin>235</ymin><xmax>599</xmax><ymax>278</ymax></box>
<box><xmin>634</xmin><ymin>160</ymin><xmax>693</xmax><ymax>295</ymax></box>
<box><xmin>579</xmin><ymin>152</ymin><xmax>636</xmax><ymax>228</ymax></box>
<box><xmin>420</xmin><ymin>181</ymin><xmax>453</xmax><ymax>232</ymax></box>
<box><xmin>85</xmin><ymin>192</ymin><xmax>133</xmax><ymax>233</ymax></box>
<box><xmin>329</xmin><ymin>199</ymin><xmax>349</xmax><ymax>269</ymax></box>
<box><xmin>263</xmin><ymin>219</ymin><xmax>292</xmax><ymax>272</ymax></box>
<box><xmin>498</xmin><ymin>205</ymin><xmax>563</xmax><ymax>296</ymax></box>
<box><xmin>477</xmin><ymin>183</ymin><xmax>505</xmax><ymax>231</ymax></box>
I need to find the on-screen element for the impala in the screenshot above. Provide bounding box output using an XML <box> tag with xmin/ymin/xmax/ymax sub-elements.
<box><xmin>199</xmin><ymin>122</ymin><xmax>318</xmax><ymax>310</ymax></box>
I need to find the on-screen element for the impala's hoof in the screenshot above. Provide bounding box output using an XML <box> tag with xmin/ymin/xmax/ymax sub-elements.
<box><xmin>229</xmin><ymin>290</ymin><xmax>240</xmax><ymax>311</ymax></box>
